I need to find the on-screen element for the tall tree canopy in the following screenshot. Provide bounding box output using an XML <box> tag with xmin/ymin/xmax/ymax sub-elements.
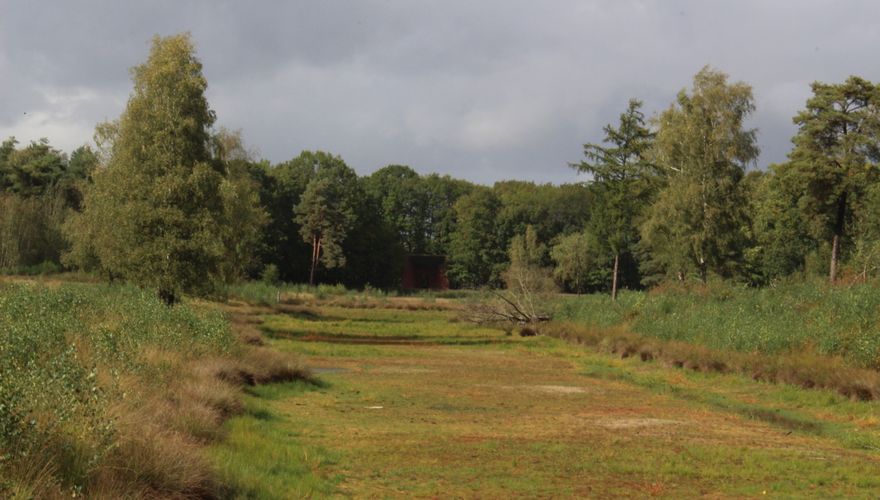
<box><xmin>447</xmin><ymin>187</ymin><xmax>506</xmax><ymax>288</ymax></box>
<box><xmin>786</xmin><ymin>76</ymin><xmax>880</xmax><ymax>282</ymax></box>
<box><xmin>640</xmin><ymin>67</ymin><xmax>759</xmax><ymax>283</ymax></box>
<box><xmin>364</xmin><ymin>165</ymin><xmax>428</xmax><ymax>253</ymax></box>
<box><xmin>0</xmin><ymin>137</ymin><xmax>69</xmax><ymax>196</ymax></box>
<box><xmin>293</xmin><ymin>153</ymin><xmax>360</xmax><ymax>285</ymax></box>
<box><xmin>69</xmin><ymin>34</ymin><xmax>227</xmax><ymax>303</ymax></box>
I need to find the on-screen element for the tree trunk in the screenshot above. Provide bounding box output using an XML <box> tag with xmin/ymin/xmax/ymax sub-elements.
<box><xmin>309</xmin><ymin>234</ymin><xmax>319</xmax><ymax>286</ymax></box>
<box><xmin>829</xmin><ymin>192</ymin><xmax>847</xmax><ymax>283</ymax></box>
<box><xmin>158</xmin><ymin>288</ymin><xmax>176</xmax><ymax>306</ymax></box>
<box><xmin>611</xmin><ymin>252</ymin><xmax>620</xmax><ymax>301</ymax></box>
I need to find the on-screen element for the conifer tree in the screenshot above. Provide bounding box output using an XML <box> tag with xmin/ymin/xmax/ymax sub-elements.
<box><xmin>293</xmin><ymin>153</ymin><xmax>359</xmax><ymax>286</ymax></box>
<box><xmin>574</xmin><ymin>99</ymin><xmax>654</xmax><ymax>299</ymax></box>
<box><xmin>787</xmin><ymin>76</ymin><xmax>880</xmax><ymax>282</ymax></box>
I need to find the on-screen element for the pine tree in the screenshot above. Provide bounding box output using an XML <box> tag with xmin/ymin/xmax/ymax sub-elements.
<box><xmin>787</xmin><ymin>76</ymin><xmax>880</xmax><ymax>282</ymax></box>
<box><xmin>293</xmin><ymin>153</ymin><xmax>359</xmax><ymax>286</ymax></box>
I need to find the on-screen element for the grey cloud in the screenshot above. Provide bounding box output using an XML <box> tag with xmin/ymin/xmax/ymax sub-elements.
<box><xmin>2</xmin><ymin>0</ymin><xmax>880</xmax><ymax>183</ymax></box>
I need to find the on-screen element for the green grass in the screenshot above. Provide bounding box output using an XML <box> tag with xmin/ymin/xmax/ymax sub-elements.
<box><xmin>210</xmin><ymin>381</ymin><xmax>340</xmax><ymax>499</ymax></box>
<box><xmin>260</xmin><ymin>306</ymin><xmax>503</xmax><ymax>345</ymax></box>
<box><xmin>578</xmin><ymin>355</ymin><xmax>880</xmax><ymax>451</ymax></box>
<box><xmin>218</xmin><ymin>298</ymin><xmax>880</xmax><ymax>497</ymax></box>
<box><xmin>556</xmin><ymin>280</ymin><xmax>880</xmax><ymax>368</ymax></box>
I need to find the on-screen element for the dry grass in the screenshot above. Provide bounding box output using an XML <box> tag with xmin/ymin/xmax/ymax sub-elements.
<box><xmin>87</xmin><ymin>344</ymin><xmax>310</xmax><ymax>497</ymax></box>
<box><xmin>0</xmin><ymin>292</ymin><xmax>311</xmax><ymax>499</ymax></box>
<box><xmin>280</xmin><ymin>293</ymin><xmax>459</xmax><ymax>311</ymax></box>
<box><xmin>545</xmin><ymin>322</ymin><xmax>880</xmax><ymax>401</ymax></box>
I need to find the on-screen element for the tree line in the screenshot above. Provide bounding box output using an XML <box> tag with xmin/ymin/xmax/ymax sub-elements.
<box><xmin>3</xmin><ymin>34</ymin><xmax>879</xmax><ymax>302</ymax></box>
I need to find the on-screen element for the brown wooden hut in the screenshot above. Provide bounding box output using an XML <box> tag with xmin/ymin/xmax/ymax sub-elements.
<box><xmin>401</xmin><ymin>255</ymin><xmax>449</xmax><ymax>290</ymax></box>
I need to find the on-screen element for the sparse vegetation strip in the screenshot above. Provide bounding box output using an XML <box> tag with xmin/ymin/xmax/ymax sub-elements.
<box><xmin>546</xmin><ymin>318</ymin><xmax>880</xmax><ymax>402</ymax></box>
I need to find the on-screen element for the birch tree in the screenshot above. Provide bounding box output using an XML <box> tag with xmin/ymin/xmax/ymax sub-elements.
<box><xmin>640</xmin><ymin>67</ymin><xmax>759</xmax><ymax>283</ymax></box>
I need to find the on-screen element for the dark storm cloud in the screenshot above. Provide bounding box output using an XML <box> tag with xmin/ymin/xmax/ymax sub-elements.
<box><xmin>2</xmin><ymin>0</ymin><xmax>880</xmax><ymax>184</ymax></box>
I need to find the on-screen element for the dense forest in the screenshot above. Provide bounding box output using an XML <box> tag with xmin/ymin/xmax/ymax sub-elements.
<box><xmin>4</xmin><ymin>33</ymin><xmax>880</xmax><ymax>301</ymax></box>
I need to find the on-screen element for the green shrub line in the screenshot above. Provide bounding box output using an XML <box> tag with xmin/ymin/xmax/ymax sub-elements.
<box><xmin>555</xmin><ymin>280</ymin><xmax>880</xmax><ymax>370</ymax></box>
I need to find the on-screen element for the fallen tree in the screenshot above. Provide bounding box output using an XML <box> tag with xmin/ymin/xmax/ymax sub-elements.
<box><xmin>463</xmin><ymin>226</ymin><xmax>555</xmax><ymax>333</ymax></box>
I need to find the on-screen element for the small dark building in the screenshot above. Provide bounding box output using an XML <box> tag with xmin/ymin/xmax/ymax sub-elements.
<box><xmin>402</xmin><ymin>255</ymin><xmax>449</xmax><ymax>290</ymax></box>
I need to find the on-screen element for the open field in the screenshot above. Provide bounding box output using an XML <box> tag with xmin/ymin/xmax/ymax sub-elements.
<box><xmin>214</xmin><ymin>300</ymin><xmax>880</xmax><ymax>498</ymax></box>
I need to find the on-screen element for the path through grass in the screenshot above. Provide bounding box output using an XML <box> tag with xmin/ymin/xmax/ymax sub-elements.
<box><xmin>214</xmin><ymin>303</ymin><xmax>880</xmax><ymax>498</ymax></box>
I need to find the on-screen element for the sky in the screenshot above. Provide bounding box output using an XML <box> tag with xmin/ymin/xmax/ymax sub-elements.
<box><xmin>1</xmin><ymin>1</ymin><xmax>879</xmax><ymax>185</ymax></box>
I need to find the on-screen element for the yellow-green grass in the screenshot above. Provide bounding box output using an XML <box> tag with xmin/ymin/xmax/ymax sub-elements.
<box><xmin>216</xmin><ymin>302</ymin><xmax>880</xmax><ymax>498</ymax></box>
<box><xmin>260</xmin><ymin>306</ymin><xmax>504</xmax><ymax>347</ymax></box>
<box><xmin>210</xmin><ymin>381</ymin><xmax>340</xmax><ymax>499</ymax></box>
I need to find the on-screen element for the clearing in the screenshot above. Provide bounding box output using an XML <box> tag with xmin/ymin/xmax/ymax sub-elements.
<box><xmin>212</xmin><ymin>301</ymin><xmax>880</xmax><ymax>498</ymax></box>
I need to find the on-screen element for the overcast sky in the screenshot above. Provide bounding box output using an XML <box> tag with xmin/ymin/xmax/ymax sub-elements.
<box><xmin>1</xmin><ymin>1</ymin><xmax>879</xmax><ymax>184</ymax></box>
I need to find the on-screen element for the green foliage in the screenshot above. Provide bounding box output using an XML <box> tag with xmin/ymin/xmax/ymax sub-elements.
<box><xmin>259</xmin><ymin>155</ymin><xmax>316</xmax><ymax>282</ymax></box>
<box><xmin>68</xmin><ymin>34</ymin><xmax>228</xmax><ymax>302</ymax></box>
<box><xmin>261</xmin><ymin>263</ymin><xmax>280</xmax><ymax>285</ymax></box>
<box><xmin>746</xmin><ymin>166</ymin><xmax>816</xmax><ymax>282</ymax></box>
<box><xmin>550</xmin><ymin>231</ymin><xmax>594</xmax><ymax>293</ymax></box>
<box><xmin>364</xmin><ymin>165</ymin><xmax>428</xmax><ymax>253</ymax></box>
<box><xmin>0</xmin><ymin>138</ymin><xmax>91</xmax><ymax>275</ymax></box>
<box><xmin>332</xmin><ymin>182</ymin><xmax>406</xmax><ymax>289</ymax></box>
<box><xmin>499</xmin><ymin>225</ymin><xmax>556</xmax><ymax>322</ymax></box>
<box><xmin>0</xmin><ymin>189</ymin><xmax>68</xmax><ymax>271</ymax></box>
<box><xmin>0</xmin><ymin>137</ymin><xmax>68</xmax><ymax>196</ymax></box>
<box><xmin>850</xmin><ymin>182</ymin><xmax>880</xmax><ymax>279</ymax></box>
<box><xmin>293</xmin><ymin>152</ymin><xmax>360</xmax><ymax>284</ymax></box>
<box><xmin>216</xmin><ymin>156</ymin><xmax>268</xmax><ymax>283</ymax></box>
<box><xmin>494</xmin><ymin>181</ymin><xmax>591</xmax><ymax>257</ymax></box>
<box><xmin>364</xmin><ymin>167</ymin><xmax>477</xmax><ymax>266</ymax></box>
<box><xmin>786</xmin><ymin>76</ymin><xmax>880</xmax><ymax>282</ymax></box>
<box><xmin>556</xmin><ymin>280</ymin><xmax>880</xmax><ymax>368</ymax></box>
<box><xmin>448</xmin><ymin>187</ymin><xmax>507</xmax><ymax>287</ymax></box>
<box><xmin>576</xmin><ymin>99</ymin><xmax>654</xmax><ymax>255</ymax></box>
<box><xmin>575</xmin><ymin>99</ymin><xmax>655</xmax><ymax>294</ymax></box>
<box><xmin>256</xmin><ymin>152</ymin><xmax>406</xmax><ymax>289</ymax></box>
<box><xmin>640</xmin><ymin>67</ymin><xmax>759</xmax><ymax>283</ymax></box>
<box><xmin>505</xmin><ymin>225</ymin><xmax>555</xmax><ymax>294</ymax></box>
<box><xmin>0</xmin><ymin>282</ymin><xmax>230</xmax><ymax>491</ymax></box>
<box><xmin>420</xmin><ymin>174</ymin><xmax>476</xmax><ymax>255</ymax></box>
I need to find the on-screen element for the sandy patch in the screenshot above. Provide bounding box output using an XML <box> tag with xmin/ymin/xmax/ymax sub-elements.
<box><xmin>495</xmin><ymin>384</ymin><xmax>591</xmax><ymax>394</ymax></box>
<box><xmin>595</xmin><ymin>417</ymin><xmax>682</xmax><ymax>429</ymax></box>
<box><xmin>372</xmin><ymin>367</ymin><xmax>438</xmax><ymax>374</ymax></box>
